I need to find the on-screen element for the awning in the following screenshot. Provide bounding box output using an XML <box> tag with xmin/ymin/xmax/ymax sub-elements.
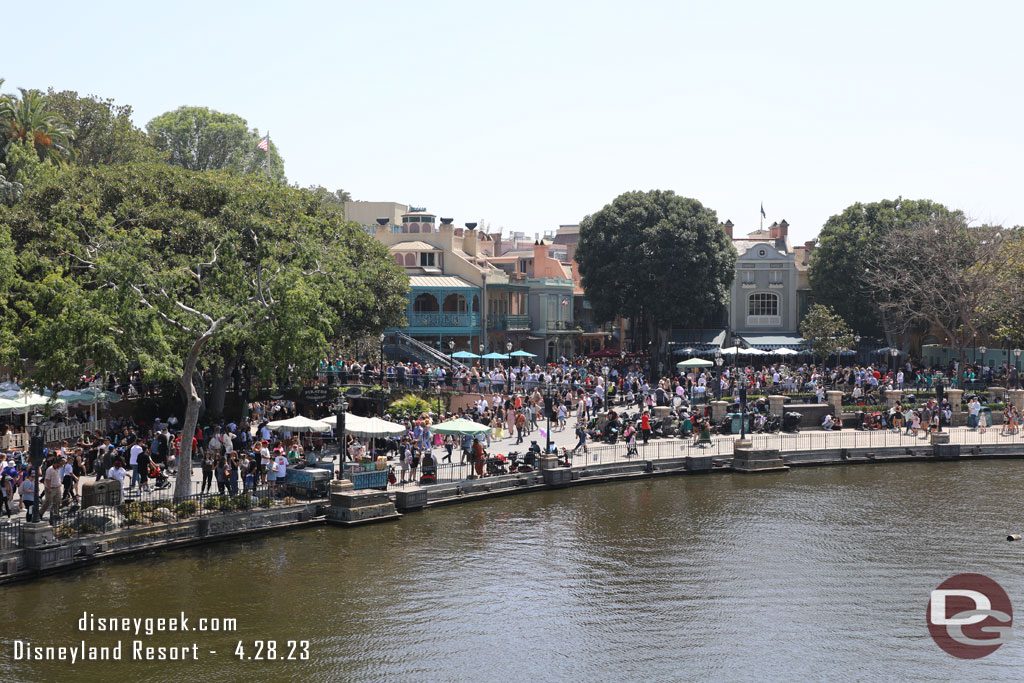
<box><xmin>738</xmin><ymin>334</ymin><xmax>809</xmax><ymax>351</ymax></box>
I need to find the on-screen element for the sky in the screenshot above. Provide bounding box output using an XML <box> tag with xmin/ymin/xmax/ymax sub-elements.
<box><xmin>5</xmin><ymin>0</ymin><xmax>1023</xmax><ymax>243</ymax></box>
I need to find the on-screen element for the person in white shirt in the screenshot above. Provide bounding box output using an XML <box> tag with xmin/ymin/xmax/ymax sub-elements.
<box><xmin>129</xmin><ymin>441</ymin><xmax>143</xmax><ymax>489</ymax></box>
<box><xmin>107</xmin><ymin>462</ymin><xmax>127</xmax><ymax>489</ymax></box>
<box><xmin>274</xmin><ymin>452</ymin><xmax>288</xmax><ymax>480</ymax></box>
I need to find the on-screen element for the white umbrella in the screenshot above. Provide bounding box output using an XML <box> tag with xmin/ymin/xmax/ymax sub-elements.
<box><xmin>745</xmin><ymin>348</ymin><xmax>767</xmax><ymax>356</ymax></box>
<box><xmin>774</xmin><ymin>348</ymin><xmax>799</xmax><ymax>356</ymax></box>
<box><xmin>320</xmin><ymin>413</ymin><xmax>406</xmax><ymax>438</ymax></box>
<box><xmin>265</xmin><ymin>415</ymin><xmax>332</xmax><ymax>433</ymax></box>
<box><xmin>719</xmin><ymin>346</ymin><xmax>740</xmax><ymax>355</ymax></box>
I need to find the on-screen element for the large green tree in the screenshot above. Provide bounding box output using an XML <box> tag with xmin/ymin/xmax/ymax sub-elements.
<box><xmin>6</xmin><ymin>163</ymin><xmax>407</xmax><ymax>498</ymax></box>
<box><xmin>45</xmin><ymin>89</ymin><xmax>153</xmax><ymax>166</ymax></box>
<box><xmin>576</xmin><ymin>190</ymin><xmax>736</xmax><ymax>375</ymax></box>
<box><xmin>146</xmin><ymin>106</ymin><xmax>286</xmax><ymax>182</ymax></box>
<box><xmin>799</xmin><ymin>304</ymin><xmax>854</xmax><ymax>367</ymax></box>
<box><xmin>808</xmin><ymin>198</ymin><xmax>956</xmax><ymax>341</ymax></box>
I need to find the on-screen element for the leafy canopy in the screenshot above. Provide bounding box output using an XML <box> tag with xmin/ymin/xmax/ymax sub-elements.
<box><xmin>146</xmin><ymin>106</ymin><xmax>286</xmax><ymax>182</ymax></box>
<box><xmin>808</xmin><ymin>198</ymin><xmax>957</xmax><ymax>337</ymax></box>
<box><xmin>575</xmin><ymin>190</ymin><xmax>736</xmax><ymax>327</ymax></box>
<box><xmin>5</xmin><ymin>162</ymin><xmax>407</xmax><ymax>386</ymax></box>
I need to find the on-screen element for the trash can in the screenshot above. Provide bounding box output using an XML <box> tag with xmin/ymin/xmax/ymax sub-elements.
<box><xmin>731</xmin><ymin>414</ymin><xmax>743</xmax><ymax>434</ymax></box>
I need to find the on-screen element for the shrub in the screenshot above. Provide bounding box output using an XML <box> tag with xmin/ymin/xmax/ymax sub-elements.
<box><xmin>78</xmin><ymin>522</ymin><xmax>98</xmax><ymax>535</ymax></box>
<box><xmin>204</xmin><ymin>495</ymin><xmax>230</xmax><ymax>511</ymax></box>
<box><xmin>281</xmin><ymin>496</ymin><xmax>298</xmax><ymax>505</ymax></box>
<box><xmin>55</xmin><ymin>524</ymin><xmax>75</xmax><ymax>539</ymax></box>
<box><xmin>387</xmin><ymin>393</ymin><xmax>431</xmax><ymax>421</ymax></box>
<box><xmin>258</xmin><ymin>497</ymin><xmax>272</xmax><ymax>508</ymax></box>
<box><xmin>230</xmin><ymin>495</ymin><xmax>252</xmax><ymax>510</ymax></box>
<box><xmin>175</xmin><ymin>500</ymin><xmax>199</xmax><ymax>518</ymax></box>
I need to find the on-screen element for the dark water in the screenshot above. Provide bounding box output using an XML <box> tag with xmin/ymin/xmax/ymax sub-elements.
<box><xmin>4</xmin><ymin>461</ymin><xmax>1024</xmax><ymax>682</ymax></box>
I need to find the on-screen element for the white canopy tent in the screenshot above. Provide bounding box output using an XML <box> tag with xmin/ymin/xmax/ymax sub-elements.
<box><xmin>265</xmin><ymin>415</ymin><xmax>333</xmax><ymax>433</ymax></box>
<box><xmin>319</xmin><ymin>413</ymin><xmax>406</xmax><ymax>438</ymax></box>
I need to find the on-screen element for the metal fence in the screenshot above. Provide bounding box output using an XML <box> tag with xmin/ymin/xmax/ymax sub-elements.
<box><xmin>0</xmin><ymin>518</ymin><xmax>23</xmax><ymax>548</ymax></box>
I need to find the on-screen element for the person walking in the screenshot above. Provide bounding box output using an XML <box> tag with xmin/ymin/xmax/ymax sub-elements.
<box><xmin>39</xmin><ymin>457</ymin><xmax>64</xmax><ymax>520</ymax></box>
<box><xmin>572</xmin><ymin>423</ymin><xmax>589</xmax><ymax>455</ymax></box>
<box><xmin>201</xmin><ymin>450</ymin><xmax>214</xmax><ymax>494</ymax></box>
<box><xmin>640</xmin><ymin>412</ymin><xmax>651</xmax><ymax>446</ymax></box>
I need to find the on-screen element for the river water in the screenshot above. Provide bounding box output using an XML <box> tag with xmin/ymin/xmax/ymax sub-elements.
<box><xmin>3</xmin><ymin>460</ymin><xmax>1024</xmax><ymax>682</ymax></box>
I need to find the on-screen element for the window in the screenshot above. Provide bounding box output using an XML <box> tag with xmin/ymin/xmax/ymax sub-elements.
<box><xmin>420</xmin><ymin>253</ymin><xmax>436</xmax><ymax>267</ymax></box>
<box><xmin>413</xmin><ymin>293</ymin><xmax>439</xmax><ymax>312</ymax></box>
<box><xmin>742</xmin><ymin>271</ymin><xmax>756</xmax><ymax>283</ymax></box>
<box><xmin>748</xmin><ymin>293</ymin><xmax>779</xmax><ymax>316</ymax></box>
<box><xmin>520</xmin><ymin>260</ymin><xmax>527</xmax><ymax>273</ymax></box>
<box><xmin>404</xmin><ymin>253</ymin><xmax>416</xmax><ymax>266</ymax></box>
<box><xmin>769</xmin><ymin>270</ymin><xmax>783</xmax><ymax>284</ymax></box>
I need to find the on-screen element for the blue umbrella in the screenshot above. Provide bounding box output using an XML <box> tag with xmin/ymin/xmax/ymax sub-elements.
<box><xmin>481</xmin><ymin>352</ymin><xmax>510</xmax><ymax>360</ymax></box>
<box><xmin>451</xmin><ymin>351</ymin><xmax>479</xmax><ymax>359</ymax></box>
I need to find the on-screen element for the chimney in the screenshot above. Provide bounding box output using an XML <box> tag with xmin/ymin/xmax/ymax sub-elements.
<box><xmin>723</xmin><ymin>219</ymin><xmax>734</xmax><ymax>239</ymax></box>
<box><xmin>463</xmin><ymin>222</ymin><xmax>478</xmax><ymax>257</ymax></box>
<box><xmin>778</xmin><ymin>219</ymin><xmax>789</xmax><ymax>238</ymax></box>
<box><xmin>533</xmin><ymin>239</ymin><xmax>549</xmax><ymax>261</ymax></box>
<box><xmin>566</xmin><ymin>242</ymin><xmax>577</xmax><ymax>264</ymax></box>
<box><xmin>491</xmin><ymin>232</ymin><xmax>503</xmax><ymax>256</ymax></box>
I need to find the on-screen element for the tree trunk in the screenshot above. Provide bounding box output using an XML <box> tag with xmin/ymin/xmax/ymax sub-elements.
<box><xmin>173</xmin><ymin>321</ymin><xmax>222</xmax><ymax>501</ymax></box>
<box><xmin>208</xmin><ymin>361</ymin><xmax>230</xmax><ymax>418</ymax></box>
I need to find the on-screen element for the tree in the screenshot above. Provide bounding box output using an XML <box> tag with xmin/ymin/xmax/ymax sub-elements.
<box><xmin>870</xmin><ymin>215</ymin><xmax>1014</xmax><ymax>386</ymax></box>
<box><xmin>44</xmin><ymin>89</ymin><xmax>154</xmax><ymax>166</ymax></box>
<box><xmin>6</xmin><ymin>163</ymin><xmax>408</xmax><ymax>499</ymax></box>
<box><xmin>808</xmin><ymin>199</ymin><xmax>956</xmax><ymax>341</ymax></box>
<box><xmin>576</xmin><ymin>190</ymin><xmax>736</xmax><ymax>374</ymax></box>
<box><xmin>799</xmin><ymin>304</ymin><xmax>854</xmax><ymax>367</ymax></box>
<box><xmin>146</xmin><ymin>106</ymin><xmax>285</xmax><ymax>182</ymax></box>
<box><xmin>0</xmin><ymin>87</ymin><xmax>74</xmax><ymax>165</ymax></box>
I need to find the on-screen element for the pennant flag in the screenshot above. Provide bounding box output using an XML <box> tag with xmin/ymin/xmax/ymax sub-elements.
<box><xmin>257</xmin><ymin>135</ymin><xmax>269</xmax><ymax>151</ymax></box>
<box><xmin>760</xmin><ymin>202</ymin><xmax>766</xmax><ymax>219</ymax></box>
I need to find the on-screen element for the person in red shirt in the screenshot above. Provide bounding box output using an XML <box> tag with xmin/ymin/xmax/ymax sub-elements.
<box><xmin>640</xmin><ymin>412</ymin><xmax>651</xmax><ymax>446</ymax></box>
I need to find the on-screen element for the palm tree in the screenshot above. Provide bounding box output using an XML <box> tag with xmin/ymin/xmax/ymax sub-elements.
<box><xmin>0</xmin><ymin>87</ymin><xmax>74</xmax><ymax>164</ymax></box>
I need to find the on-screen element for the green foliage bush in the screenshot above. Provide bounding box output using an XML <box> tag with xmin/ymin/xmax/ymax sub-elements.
<box><xmin>387</xmin><ymin>393</ymin><xmax>430</xmax><ymax>420</ymax></box>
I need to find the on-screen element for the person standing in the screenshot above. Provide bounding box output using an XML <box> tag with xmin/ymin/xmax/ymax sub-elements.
<box><xmin>128</xmin><ymin>439</ymin><xmax>142</xmax><ymax>490</ymax></box>
<box><xmin>201</xmin><ymin>450</ymin><xmax>214</xmax><ymax>494</ymax></box>
<box><xmin>640</xmin><ymin>412</ymin><xmax>651</xmax><ymax>446</ymax></box>
<box><xmin>20</xmin><ymin>468</ymin><xmax>36</xmax><ymax>521</ymax></box>
<box><xmin>39</xmin><ymin>457</ymin><xmax>64</xmax><ymax>519</ymax></box>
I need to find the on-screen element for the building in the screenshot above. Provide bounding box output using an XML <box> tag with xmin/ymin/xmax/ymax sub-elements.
<box><xmin>349</xmin><ymin>202</ymin><xmax>510</xmax><ymax>359</ymax></box>
<box><xmin>723</xmin><ymin>218</ymin><xmax>815</xmax><ymax>350</ymax></box>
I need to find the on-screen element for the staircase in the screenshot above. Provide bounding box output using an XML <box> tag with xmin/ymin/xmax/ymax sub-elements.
<box><xmin>388</xmin><ymin>331</ymin><xmax>465</xmax><ymax>370</ymax></box>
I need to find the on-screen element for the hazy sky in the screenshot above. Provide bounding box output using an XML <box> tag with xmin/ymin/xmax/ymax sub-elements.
<box><xmin>6</xmin><ymin>0</ymin><xmax>1022</xmax><ymax>242</ymax></box>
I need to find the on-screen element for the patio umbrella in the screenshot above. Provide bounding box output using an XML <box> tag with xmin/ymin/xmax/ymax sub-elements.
<box><xmin>481</xmin><ymin>352</ymin><xmax>510</xmax><ymax>360</ymax></box>
<box><xmin>451</xmin><ymin>351</ymin><xmax>480</xmax><ymax>359</ymax></box>
<box><xmin>320</xmin><ymin>413</ymin><xmax>406</xmax><ymax>437</ymax></box>
<box><xmin>774</xmin><ymin>348</ymin><xmax>799</xmax><ymax>356</ymax></box>
<box><xmin>509</xmin><ymin>350</ymin><xmax>536</xmax><ymax>357</ymax></box>
<box><xmin>677</xmin><ymin>357</ymin><xmax>713</xmax><ymax>369</ymax></box>
<box><xmin>266</xmin><ymin>415</ymin><xmax>332</xmax><ymax>433</ymax></box>
<box><xmin>432</xmin><ymin>418</ymin><xmax>492</xmax><ymax>436</ymax></box>
<box><xmin>719</xmin><ymin>346</ymin><xmax>740</xmax><ymax>355</ymax></box>
<box><xmin>745</xmin><ymin>348</ymin><xmax>767</xmax><ymax>356</ymax></box>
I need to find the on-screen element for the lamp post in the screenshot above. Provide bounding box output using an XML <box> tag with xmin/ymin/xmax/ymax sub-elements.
<box><xmin>334</xmin><ymin>395</ymin><xmax>348</xmax><ymax>476</ymax></box>
<box><xmin>435</xmin><ymin>383</ymin><xmax>442</xmax><ymax>418</ymax></box>
<box><xmin>890</xmin><ymin>347</ymin><xmax>899</xmax><ymax>374</ymax></box>
<box><xmin>541</xmin><ymin>380</ymin><xmax>555</xmax><ymax>455</ymax></box>
<box><xmin>28</xmin><ymin>412</ymin><xmax>44</xmax><ymax>524</ymax></box>
<box><xmin>379</xmin><ymin>333</ymin><xmax>385</xmax><ymax>388</ymax></box>
<box><xmin>1014</xmin><ymin>349</ymin><xmax>1023</xmax><ymax>388</ymax></box>
<box><xmin>715</xmin><ymin>353</ymin><xmax>724</xmax><ymax>399</ymax></box>
<box><xmin>738</xmin><ymin>372</ymin><xmax>748</xmax><ymax>442</ymax></box>
<box><xmin>448</xmin><ymin>339</ymin><xmax>455</xmax><ymax>378</ymax></box>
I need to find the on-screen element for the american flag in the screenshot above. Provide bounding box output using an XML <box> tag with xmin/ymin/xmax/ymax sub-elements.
<box><xmin>257</xmin><ymin>135</ymin><xmax>269</xmax><ymax>151</ymax></box>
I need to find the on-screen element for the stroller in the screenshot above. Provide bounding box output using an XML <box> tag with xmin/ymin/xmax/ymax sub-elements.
<box><xmin>149</xmin><ymin>463</ymin><xmax>171</xmax><ymax>490</ymax></box>
<box><xmin>485</xmin><ymin>455</ymin><xmax>508</xmax><ymax>476</ymax></box>
<box><xmin>782</xmin><ymin>412</ymin><xmax>803</xmax><ymax>433</ymax></box>
<box><xmin>861</xmin><ymin>411</ymin><xmax>884</xmax><ymax>430</ymax></box>
<box><xmin>419</xmin><ymin>454</ymin><xmax>437</xmax><ymax>484</ymax></box>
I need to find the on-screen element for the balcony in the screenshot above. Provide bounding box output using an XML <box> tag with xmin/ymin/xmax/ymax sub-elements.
<box><xmin>546</xmin><ymin>320</ymin><xmax>578</xmax><ymax>332</ymax></box>
<box><xmin>406</xmin><ymin>312</ymin><xmax>481</xmax><ymax>329</ymax></box>
<box><xmin>577</xmin><ymin>321</ymin><xmax>610</xmax><ymax>334</ymax></box>
<box><xmin>487</xmin><ymin>314</ymin><xmax>532</xmax><ymax>331</ymax></box>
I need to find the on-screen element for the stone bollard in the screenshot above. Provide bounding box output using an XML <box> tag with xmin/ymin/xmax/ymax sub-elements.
<box><xmin>768</xmin><ymin>395</ymin><xmax>786</xmax><ymax>417</ymax></box>
<box><xmin>930</xmin><ymin>432</ymin><xmax>950</xmax><ymax>445</ymax></box>
<box><xmin>711</xmin><ymin>400</ymin><xmax>729</xmax><ymax>423</ymax></box>
<box><xmin>539</xmin><ymin>455</ymin><xmax>559</xmax><ymax>471</ymax></box>
<box><xmin>886</xmin><ymin>389</ymin><xmax>904</xmax><ymax>408</ymax></box>
<box><xmin>989</xmin><ymin>386</ymin><xmax>1006</xmax><ymax>404</ymax></box>
<box><xmin>653</xmin><ymin>406</ymin><xmax>671</xmax><ymax>419</ymax></box>
<box><xmin>1009</xmin><ymin>390</ymin><xmax>1024</xmax><ymax>413</ymax></box>
<box><xmin>330</xmin><ymin>479</ymin><xmax>354</xmax><ymax>494</ymax></box>
<box><xmin>826</xmin><ymin>391</ymin><xmax>844</xmax><ymax>418</ymax></box>
<box><xmin>21</xmin><ymin>521</ymin><xmax>55</xmax><ymax>548</ymax></box>
<box><xmin>946</xmin><ymin>389</ymin><xmax>964</xmax><ymax>412</ymax></box>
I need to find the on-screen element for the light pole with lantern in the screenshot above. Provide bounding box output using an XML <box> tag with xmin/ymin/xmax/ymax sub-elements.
<box><xmin>448</xmin><ymin>339</ymin><xmax>455</xmax><ymax>382</ymax></box>
<box><xmin>1014</xmin><ymin>348</ymin><xmax>1023</xmax><ymax>388</ymax></box>
<box><xmin>714</xmin><ymin>353</ymin><xmax>724</xmax><ymax>399</ymax></box>
<box><xmin>334</xmin><ymin>394</ymin><xmax>348</xmax><ymax>477</ymax></box>
<box><xmin>541</xmin><ymin>380</ymin><xmax>555</xmax><ymax>455</ymax></box>
<box><xmin>379</xmin><ymin>333</ymin><xmax>385</xmax><ymax>388</ymax></box>
<box><xmin>28</xmin><ymin>412</ymin><xmax>44</xmax><ymax>524</ymax></box>
<box><xmin>890</xmin><ymin>347</ymin><xmax>899</xmax><ymax>375</ymax></box>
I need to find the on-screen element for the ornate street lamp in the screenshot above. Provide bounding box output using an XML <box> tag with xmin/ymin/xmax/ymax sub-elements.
<box><xmin>334</xmin><ymin>395</ymin><xmax>348</xmax><ymax>475</ymax></box>
<box><xmin>738</xmin><ymin>372</ymin><xmax>749</xmax><ymax>441</ymax></box>
<box><xmin>379</xmin><ymin>333</ymin><xmax>386</xmax><ymax>388</ymax></box>
<box><xmin>979</xmin><ymin>345</ymin><xmax>988</xmax><ymax>362</ymax></box>
<box><xmin>541</xmin><ymin>380</ymin><xmax>556</xmax><ymax>455</ymax></box>
<box><xmin>28</xmin><ymin>412</ymin><xmax>44</xmax><ymax>524</ymax></box>
<box><xmin>714</xmin><ymin>353</ymin><xmax>724</xmax><ymax>399</ymax></box>
<box><xmin>890</xmin><ymin>347</ymin><xmax>899</xmax><ymax>373</ymax></box>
